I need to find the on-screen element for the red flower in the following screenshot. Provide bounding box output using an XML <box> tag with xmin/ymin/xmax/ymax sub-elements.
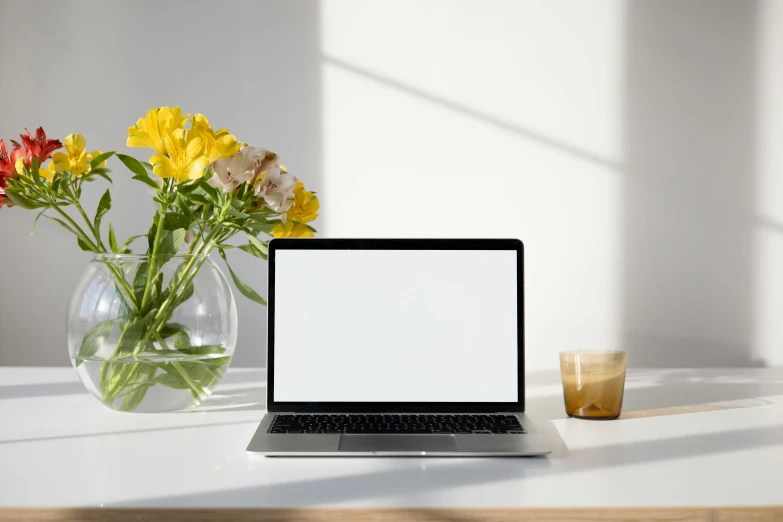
<box><xmin>0</xmin><ymin>174</ymin><xmax>7</xmax><ymax>209</ymax></box>
<box><xmin>11</xmin><ymin>127</ymin><xmax>62</xmax><ymax>167</ymax></box>
<box><xmin>0</xmin><ymin>139</ymin><xmax>21</xmax><ymax>178</ymax></box>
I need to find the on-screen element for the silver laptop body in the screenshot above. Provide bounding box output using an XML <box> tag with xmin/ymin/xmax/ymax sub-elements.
<box><xmin>247</xmin><ymin>238</ymin><xmax>551</xmax><ymax>457</ymax></box>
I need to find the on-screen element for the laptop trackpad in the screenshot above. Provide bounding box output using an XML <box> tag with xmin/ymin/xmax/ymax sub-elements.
<box><xmin>339</xmin><ymin>434</ymin><xmax>458</xmax><ymax>453</ymax></box>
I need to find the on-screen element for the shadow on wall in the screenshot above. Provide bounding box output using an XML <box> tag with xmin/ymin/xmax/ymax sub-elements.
<box><xmin>621</xmin><ymin>0</ymin><xmax>762</xmax><ymax>366</ymax></box>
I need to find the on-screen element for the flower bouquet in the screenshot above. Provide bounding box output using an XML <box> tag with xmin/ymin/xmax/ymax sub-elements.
<box><xmin>0</xmin><ymin>107</ymin><xmax>319</xmax><ymax>412</ymax></box>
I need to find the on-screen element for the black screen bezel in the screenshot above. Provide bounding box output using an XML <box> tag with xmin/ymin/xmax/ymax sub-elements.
<box><xmin>266</xmin><ymin>238</ymin><xmax>524</xmax><ymax>413</ymax></box>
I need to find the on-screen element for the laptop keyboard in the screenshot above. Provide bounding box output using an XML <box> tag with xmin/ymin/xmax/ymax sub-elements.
<box><xmin>269</xmin><ymin>414</ymin><xmax>526</xmax><ymax>434</ymax></box>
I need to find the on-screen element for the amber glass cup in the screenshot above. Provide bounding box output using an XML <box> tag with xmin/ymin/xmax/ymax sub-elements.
<box><xmin>559</xmin><ymin>350</ymin><xmax>628</xmax><ymax>420</ymax></box>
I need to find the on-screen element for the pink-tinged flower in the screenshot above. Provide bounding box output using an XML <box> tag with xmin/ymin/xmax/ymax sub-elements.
<box><xmin>208</xmin><ymin>145</ymin><xmax>261</xmax><ymax>193</ymax></box>
<box><xmin>254</xmin><ymin>164</ymin><xmax>297</xmax><ymax>213</ymax></box>
<box><xmin>10</xmin><ymin>127</ymin><xmax>62</xmax><ymax>167</ymax></box>
<box><xmin>0</xmin><ymin>140</ymin><xmax>21</xmax><ymax>178</ymax></box>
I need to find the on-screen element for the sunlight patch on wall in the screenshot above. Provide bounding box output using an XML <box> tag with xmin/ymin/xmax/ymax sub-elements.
<box><xmin>754</xmin><ymin>0</ymin><xmax>783</xmax><ymax>366</ymax></box>
<box><xmin>321</xmin><ymin>0</ymin><xmax>624</xmax><ymax>369</ymax></box>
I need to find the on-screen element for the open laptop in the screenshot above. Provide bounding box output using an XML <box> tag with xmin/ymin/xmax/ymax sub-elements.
<box><xmin>247</xmin><ymin>238</ymin><xmax>551</xmax><ymax>456</ymax></box>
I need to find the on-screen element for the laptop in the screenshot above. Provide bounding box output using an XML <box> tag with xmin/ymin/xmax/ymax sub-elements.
<box><xmin>247</xmin><ymin>238</ymin><xmax>551</xmax><ymax>456</ymax></box>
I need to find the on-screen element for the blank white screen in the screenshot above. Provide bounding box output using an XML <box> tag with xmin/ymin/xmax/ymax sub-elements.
<box><xmin>273</xmin><ymin>249</ymin><xmax>519</xmax><ymax>402</ymax></box>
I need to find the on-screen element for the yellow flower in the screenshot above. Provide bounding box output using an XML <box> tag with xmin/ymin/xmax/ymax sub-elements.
<box><xmin>39</xmin><ymin>161</ymin><xmax>56</xmax><ymax>182</ymax></box>
<box><xmin>201</xmin><ymin>131</ymin><xmax>241</xmax><ymax>163</ymax></box>
<box><xmin>190</xmin><ymin>114</ymin><xmax>240</xmax><ymax>163</ymax></box>
<box><xmin>273</xmin><ymin>221</ymin><xmax>314</xmax><ymax>238</ymax></box>
<box><xmin>91</xmin><ymin>150</ymin><xmax>106</xmax><ymax>169</ymax></box>
<box><xmin>190</xmin><ymin>113</ymin><xmax>215</xmax><ymax>134</ymax></box>
<box><xmin>14</xmin><ymin>157</ymin><xmax>25</xmax><ymax>175</ymax></box>
<box><xmin>52</xmin><ymin>134</ymin><xmax>92</xmax><ymax>176</ymax></box>
<box><xmin>149</xmin><ymin>129</ymin><xmax>208</xmax><ymax>182</ymax></box>
<box><xmin>285</xmin><ymin>181</ymin><xmax>319</xmax><ymax>224</ymax></box>
<box><xmin>127</xmin><ymin>106</ymin><xmax>189</xmax><ymax>155</ymax></box>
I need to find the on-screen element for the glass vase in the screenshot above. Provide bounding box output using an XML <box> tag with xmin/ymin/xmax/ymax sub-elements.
<box><xmin>67</xmin><ymin>254</ymin><xmax>238</xmax><ymax>412</ymax></box>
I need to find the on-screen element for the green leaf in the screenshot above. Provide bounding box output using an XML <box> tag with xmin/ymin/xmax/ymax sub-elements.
<box><xmin>119</xmin><ymin>362</ymin><xmax>158</xmax><ymax>411</ymax></box>
<box><xmin>90</xmin><ymin>151</ymin><xmax>115</xmax><ymax>170</ymax></box>
<box><xmin>179</xmin><ymin>345</ymin><xmax>227</xmax><ymax>356</ymax></box>
<box><xmin>245</xmin><ymin>234</ymin><xmax>269</xmax><ymax>256</ymax></box>
<box><xmin>244</xmin><ymin>219</ymin><xmax>276</xmax><ymax>236</ymax></box>
<box><xmin>120</xmin><ymin>234</ymin><xmax>146</xmax><ymax>254</ymax></box>
<box><xmin>94</xmin><ymin>172</ymin><xmax>113</xmax><ymax>184</ymax></box>
<box><xmin>163</xmin><ymin>213</ymin><xmax>195</xmax><ymax>231</ymax></box>
<box><xmin>94</xmin><ymin>189</ymin><xmax>111</xmax><ymax>237</ymax></box>
<box><xmin>77</xmin><ymin>236</ymin><xmax>93</xmax><ymax>252</ymax></box>
<box><xmin>152</xmin><ymin>372</ymin><xmax>191</xmax><ymax>390</ymax></box>
<box><xmin>133</xmin><ymin>172</ymin><xmax>160</xmax><ymax>190</ymax></box>
<box><xmin>227</xmin><ymin>207</ymin><xmax>249</xmax><ymax>219</ymax></box>
<box><xmin>158</xmin><ymin>358</ymin><xmax>228</xmax><ymax>389</ymax></box>
<box><xmin>108</xmin><ymin>223</ymin><xmax>118</xmax><ymax>254</ymax></box>
<box><xmin>117</xmin><ymin>153</ymin><xmax>159</xmax><ymax>190</ymax></box>
<box><xmin>157</xmin><ymin>229</ymin><xmax>186</xmax><ymax>262</ymax></box>
<box><xmin>42</xmin><ymin>215</ymin><xmax>76</xmax><ymax>235</ymax></box>
<box><xmin>238</xmin><ymin>243</ymin><xmax>268</xmax><ymax>259</ymax></box>
<box><xmin>218</xmin><ymin>248</ymin><xmax>267</xmax><ymax>306</ymax></box>
<box><xmin>30</xmin><ymin>209</ymin><xmax>46</xmax><ymax>236</ymax></box>
<box><xmin>173</xmin><ymin>280</ymin><xmax>195</xmax><ymax>308</ymax></box>
<box><xmin>142</xmin><ymin>162</ymin><xmax>154</xmax><ymax>172</ymax></box>
<box><xmin>116</xmin><ymin>153</ymin><xmax>147</xmax><ymax>178</ymax></box>
<box><xmin>133</xmin><ymin>262</ymin><xmax>149</xmax><ymax>304</ymax></box>
<box><xmin>114</xmin><ymin>315</ymin><xmax>154</xmax><ymax>357</ymax></box>
<box><xmin>75</xmin><ymin>320</ymin><xmax>115</xmax><ymax>366</ymax></box>
<box><xmin>155</xmin><ymin>271</ymin><xmax>163</xmax><ymax>296</ymax></box>
<box><xmin>185</xmin><ymin>193</ymin><xmax>210</xmax><ymax>206</ymax></box>
<box><xmin>197</xmin><ymin>178</ymin><xmax>219</xmax><ymax>201</ymax></box>
<box><xmin>171</xmin><ymin>330</ymin><xmax>191</xmax><ymax>351</ymax></box>
<box><xmin>177</xmin><ymin>180</ymin><xmax>202</xmax><ymax>194</ymax></box>
<box><xmin>5</xmin><ymin>190</ymin><xmax>46</xmax><ymax>209</ymax></box>
<box><xmin>116</xmin><ymin>291</ymin><xmax>133</xmax><ymax>326</ymax></box>
<box><xmin>160</xmin><ymin>323</ymin><xmax>188</xmax><ymax>339</ymax></box>
<box><xmin>29</xmin><ymin>158</ymin><xmax>42</xmax><ymax>184</ymax></box>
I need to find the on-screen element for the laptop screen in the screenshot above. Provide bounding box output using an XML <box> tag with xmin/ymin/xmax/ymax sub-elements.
<box><xmin>272</xmin><ymin>248</ymin><xmax>519</xmax><ymax>403</ymax></box>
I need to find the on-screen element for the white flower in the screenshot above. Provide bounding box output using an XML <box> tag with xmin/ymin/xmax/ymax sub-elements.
<box><xmin>254</xmin><ymin>164</ymin><xmax>297</xmax><ymax>213</ymax></box>
<box><xmin>208</xmin><ymin>145</ymin><xmax>261</xmax><ymax>193</ymax></box>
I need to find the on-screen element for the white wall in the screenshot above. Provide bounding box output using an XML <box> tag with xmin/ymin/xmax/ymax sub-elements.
<box><xmin>0</xmin><ymin>0</ymin><xmax>322</xmax><ymax>367</ymax></box>
<box><xmin>319</xmin><ymin>0</ymin><xmax>782</xmax><ymax>369</ymax></box>
<box><xmin>321</xmin><ymin>0</ymin><xmax>623</xmax><ymax>371</ymax></box>
<box><xmin>1</xmin><ymin>0</ymin><xmax>781</xmax><ymax>369</ymax></box>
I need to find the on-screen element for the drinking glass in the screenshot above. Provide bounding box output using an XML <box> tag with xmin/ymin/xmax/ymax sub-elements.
<box><xmin>559</xmin><ymin>350</ymin><xmax>628</xmax><ymax>420</ymax></box>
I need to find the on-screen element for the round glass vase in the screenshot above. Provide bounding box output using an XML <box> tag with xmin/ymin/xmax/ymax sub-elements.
<box><xmin>67</xmin><ymin>253</ymin><xmax>238</xmax><ymax>412</ymax></box>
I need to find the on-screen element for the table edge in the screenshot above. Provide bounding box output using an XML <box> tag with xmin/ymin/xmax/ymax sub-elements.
<box><xmin>2</xmin><ymin>506</ymin><xmax>782</xmax><ymax>522</ymax></box>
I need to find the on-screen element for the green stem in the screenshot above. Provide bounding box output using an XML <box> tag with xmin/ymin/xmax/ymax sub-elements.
<box><xmin>153</xmin><ymin>331</ymin><xmax>204</xmax><ymax>399</ymax></box>
<box><xmin>50</xmin><ymin>203</ymin><xmax>98</xmax><ymax>251</ymax></box>
<box><xmin>101</xmin><ymin>199</ymin><xmax>234</xmax><ymax>408</ymax></box>
<box><xmin>73</xmin><ymin>199</ymin><xmax>107</xmax><ymax>252</ymax></box>
<box><xmin>147</xmin><ymin>229</ymin><xmax>224</xmax><ymax>334</ymax></box>
<box><xmin>140</xmin><ymin>202</ymin><xmax>168</xmax><ymax>312</ymax></box>
<box><xmin>103</xmin><ymin>229</ymin><xmax>214</xmax><ymax>405</ymax></box>
<box><xmin>51</xmin><ymin>200</ymin><xmax>138</xmax><ymax>309</ymax></box>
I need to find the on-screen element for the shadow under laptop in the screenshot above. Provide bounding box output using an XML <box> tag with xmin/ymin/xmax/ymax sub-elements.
<box><xmin>116</xmin><ymin>421</ymin><xmax>783</xmax><ymax>508</ymax></box>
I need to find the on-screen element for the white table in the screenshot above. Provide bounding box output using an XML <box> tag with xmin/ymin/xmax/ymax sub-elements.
<box><xmin>1</xmin><ymin>367</ymin><xmax>782</xmax><ymax>521</ymax></box>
